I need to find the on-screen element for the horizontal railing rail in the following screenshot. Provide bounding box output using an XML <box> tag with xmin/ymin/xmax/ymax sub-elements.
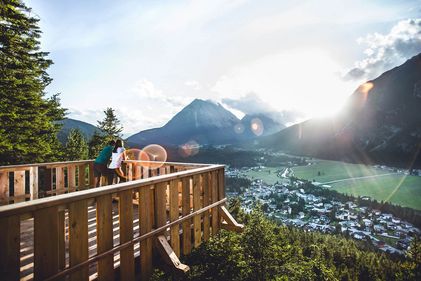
<box><xmin>0</xmin><ymin>159</ymin><xmax>206</xmax><ymax>205</ymax></box>
<box><xmin>0</xmin><ymin>161</ymin><xmax>230</xmax><ymax>281</ymax></box>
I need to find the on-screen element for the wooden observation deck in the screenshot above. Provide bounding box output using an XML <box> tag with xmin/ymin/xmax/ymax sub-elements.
<box><xmin>0</xmin><ymin>160</ymin><xmax>242</xmax><ymax>281</ymax></box>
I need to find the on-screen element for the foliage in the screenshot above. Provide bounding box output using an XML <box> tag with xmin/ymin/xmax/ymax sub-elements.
<box><xmin>0</xmin><ymin>1</ymin><xmax>66</xmax><ymax>165</ymax></box>
<box><xmin>154</xmin><ymin>205</ymin><xmax>421</xmax><ymax>281</ymax></box>
<box><xmin>97</xmin><ymin>107</ymin><xmax>123</xmax><ymax>140</ymax></box>
<box><xmin>88</xmin><ymin>130</ymin><xmax>107</xmax><ymax>159</ymax></box>
<box><xmin>64</xmin><ymin>129</ymin><xmax>88</xmax><ymax>161</ymax></box>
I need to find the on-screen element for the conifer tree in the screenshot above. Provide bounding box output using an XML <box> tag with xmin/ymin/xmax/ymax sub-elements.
<box><xmin>97</xmin><ymin>107</ymin><xmax>123</xmax><ymax>140</ymax></box>
<box><xmin>88</xmin><ymin>130</ymin><xmax>106</xmax><ymax>159</ymax></box>
<box><xmin>64</xmin><ymin>129</ymin><xmax>88</xmax><ymax>161</ymax></box>
<box><xmin>0</xmin><ymin>0</ymin><xmax>66</xmax><ymax>165</ymax></box>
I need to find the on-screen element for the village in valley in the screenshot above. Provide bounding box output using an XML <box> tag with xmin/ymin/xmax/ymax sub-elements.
<box><xmin>226</xmin><ymin>166</ymin><xmax>421</xmax><ymax>256</ymax></box>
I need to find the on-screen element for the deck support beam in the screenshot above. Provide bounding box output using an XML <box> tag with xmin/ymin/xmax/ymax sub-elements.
<box><xmin>219</xmin><ymin>206</ymin><xmax>244</xmax><ymax>233</ymax></box>
<box><xmin>155</xmin><ymin>235</ymin><xmax>190</xmax><ymax>274</ymax></box>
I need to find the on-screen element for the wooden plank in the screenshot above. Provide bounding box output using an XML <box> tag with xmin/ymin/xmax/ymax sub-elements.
<box><xmin>14</xmin><ymin>170</ymin><xmax>25</xmax><ymax>202</ymax></box>
<box><xmin>155</xmin><ymin>182</ymin><xmax>167</xmax><ymax>229</ymax></box>
<box><xmin>58</xmin><ymin>210</ymin><xmax>66</xmax><ymax>270</ymax></box>
<box><xmin>78</xmin><ymin>164</ymin><xmax>86</xmax><ymax>189</ymax></box>
<box><xmin>139</xmin><ymin>186</ymin><xmax>153</xmax><ymax>280</ymax></box>
<box><xmin>218</xmin><ymin>168</ymin><xmax>225</xmax><ymax>201</ymax></box>
<box><xmin>88</xmin><ymin>162</ymin><xmax>95</xmax><ymax>187</ymax></box>
<box><xmin>133</xmin><ymin>164</ymin><xmax>142</xmax><ymax>180</ymax></box>
<box><xmin>34</xmin><ymin>206</ymin><xmax>59</xmax><ymax>281</ymax></box>
<box><xmin>55</xmin><ymin>167</ymin><xmax>65</xmax><ymax>194</ymax></box>
<box><xmin>0</xmin><ymin>216</ymin><xmax>20</xmax><ymax>281</ymax></box>
<box><xmin>96</xmin><ymin>194</ymin><xmax>114</xmax><ymax>281</ymax></box>
<box><xmin>29</xmin><ymin>167</ymin><xmax>38</xmax><ymax>200</ymax></box>
<box><xmin>211</xmin><ymin>171</ymin><xmax>219</xmax><ymax>235</ymax></box>
<box><xmin>69</xmin><ymin>200</ymin><xmax>89</xmax><ymax>281</ymax></box>
<box><xmin>193</xmin><ymin>174</ymin><xmax>202</xmax><ymax>247</ymax></box>
<box><xmin>156</xmin><ymin>235</ymin><xmax>189</xmax><ymax>274</ymax></box>
<box><xmin>143</xmin><ymin>167</ymin><xmax>149</xmax><ymax>179</ymax></box>
<box><xmin>118</xmin><ymin>190</ymin><xmax>135</xmax><ymax>281</ymax></box>
<box><xmin>202</xmin><ymin>172</ymin><xmax>211</xmax><ymax>241</ymax></box>
<box><xmin>68</xmin><ymin>165</ymin><xmax>76</xmax><ymax>192</ymax></box>
<box><xmin>169</xmin><ymin>179</ymin><xmax>180</xmax><ymax>257</ymax></box>
<box><xmin>219</xmin><ymin>206</ymin><xmax>244</xmax><ymax>233</ymax></box>
<box><xmin>127</xmin><ymin>163</ymin><xmax>133</xmax><ymax>181</ymax></box>
<box><xmin>0</xmin><ymin>172</ymin><xmax>9</xmax><ymax>202</ymax></box>
<box><xmin>181</xmin><ymin>177</ymin><xmax>192</xmax><ymax>255</ymax></box>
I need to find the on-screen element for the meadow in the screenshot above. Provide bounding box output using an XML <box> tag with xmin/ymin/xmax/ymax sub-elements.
<box><xmin>292</xmin><ymin>160</ymin><xmax>421</xmax><ymax>210</ymax></box>
<box><xmin>241</xmin><ymin>167</ymin><xmax>286</xmax><ymax>185</ymax></box>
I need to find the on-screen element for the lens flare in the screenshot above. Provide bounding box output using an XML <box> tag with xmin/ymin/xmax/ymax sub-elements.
<box><xmin>125</xmin><ymin>148</ymin><xmax>150</xmax><ymax>162</ymax></box>
<box><xmin>179</xmin><ymin>140</ymin><xmax>200</xmax><ymax>157</ymax></box>
<box><xmin>355</xmin><ymin>82</ymin><xmax>374</xmax><ymax>109</ymax></box>
<box><xmin>142</xmin><ymin>144</ymin><xmax>168</xmax><ymax>169</ymax></box>
<box><xmin>250</xmin><ymin>118</ymin><xmax>264</xmax><ymax>136</ymax></box>
<box><xmin>234</xmin><ymin>123</ymin><xmax>245</xmax><ymax>134</ymax></box>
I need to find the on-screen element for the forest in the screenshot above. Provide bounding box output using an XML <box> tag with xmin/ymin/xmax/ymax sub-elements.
<box><xmin>152</xmin><ymin>203</ymin><xmax>421</xmax><ymax>281</ymax></box>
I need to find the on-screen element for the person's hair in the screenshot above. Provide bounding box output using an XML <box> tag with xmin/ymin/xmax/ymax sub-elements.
<box><xmin>108</xmin><ymin>139</ymin><xmax>116</xmax><ymax>146</ymax></box>
<box><xmin>113</xmin><ymin>139</ymin><xmax>123</xmax><ymax>153</ymax></box>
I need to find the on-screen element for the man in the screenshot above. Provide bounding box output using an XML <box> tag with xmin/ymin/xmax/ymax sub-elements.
<box><xmin>93</xmin><ymin>140</ymin><xmax>115</xmax><ymax>187</ymax></box>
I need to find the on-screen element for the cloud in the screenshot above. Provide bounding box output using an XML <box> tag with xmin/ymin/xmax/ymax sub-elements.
<box><xmin>185</xmin><ymin>80</ymin><xmax>202</xmax><ymax>91</ymax></box>
<box><xmin>345</xmin><ymin>19</ymin><xmax>421</xmax><ymax>80</ymax></box>
<box><xmin>222</xmin><ymin>92</ymin><xmax>307</xmax><ymax>125</ymax></box>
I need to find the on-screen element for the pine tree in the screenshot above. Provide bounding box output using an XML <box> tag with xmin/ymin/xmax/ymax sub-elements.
<box><xmin>64</xmin><ymin>129</ymin><xmax>88</xmax><ymax>161</ymax></box>
<box><xmin>97</xmin><ymin>107</ymin><xmax>123</xmax><ymax>140</ymax></box>
<box><xmin>88</xmin><ymin>130</ymin><xmax>106</xmax><ymax>159</ymax></box>
<box><xmin>0</xmin><ymin>0</ymin><xmax>66</xmax><ymax>165</ymax></box>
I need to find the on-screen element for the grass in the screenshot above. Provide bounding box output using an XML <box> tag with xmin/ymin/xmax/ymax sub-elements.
<box><xmin>291</xmin><ymin>159</ymin><xmax>421</xmax><ymax>210</ymax></box>
<box><xmin>292</xmin><ymin>160</ymin><xmax>388</xmax><ymax>183</ymax></box>
<box><xmin>330</xmin><ymin>174</ymin><xmax>421</xmax><ymax>210</ymax></box>
<box><xmin>241</xmin><ymin>167</ymin><xmax>285</xmax><ymax>185</ymax></box>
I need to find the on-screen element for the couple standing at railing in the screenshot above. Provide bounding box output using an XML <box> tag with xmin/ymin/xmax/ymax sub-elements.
<box><xmin>93</xmin><ymin>139</ymin><xmax>127</xmax><ymax>187</ymax></box>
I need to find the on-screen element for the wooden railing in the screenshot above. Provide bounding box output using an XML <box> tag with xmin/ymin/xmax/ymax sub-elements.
<box><xmin>0</xmin><ymin>160</ymin><xmax>207</xmax><ymax>205</ymax></box>
<box><xmin>0</xmin><ymin>161</ymin><xmax>242</xmax><ymax>281</ymax></box>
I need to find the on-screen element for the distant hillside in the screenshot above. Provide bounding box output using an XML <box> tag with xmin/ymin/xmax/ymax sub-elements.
<box><xmin>57</xmin><ymin>118</ymin><xmax>100</xmax><ymax>143</ymax></box>
<box><xmin>258</xmin><ymin>53</ymin><xmax>421</xmax><ymax>168</ymax></box>
<box><xmin>127</xmin><ymin>99</ymin><xmax>285</xmax><ymax>147</ymax></box>
<box><xmin>240</xmin><ymin>113</ymin><xmax>285</xmax><ymax>138</ymax></box>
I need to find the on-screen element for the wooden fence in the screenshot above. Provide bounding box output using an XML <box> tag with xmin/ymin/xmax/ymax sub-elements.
<box><xmin>0</xmin><ymin>161</ymin><xmax>242</xmax><ymax>281</ymax></box>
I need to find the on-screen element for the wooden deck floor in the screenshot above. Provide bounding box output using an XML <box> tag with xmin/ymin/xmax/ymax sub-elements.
<box><xmin>19</xmin><ymin>203</ymin><xmax>142</xmax><ymax>281</ymax></box>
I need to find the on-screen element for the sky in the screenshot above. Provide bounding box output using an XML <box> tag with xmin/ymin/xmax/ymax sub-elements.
<box><xmin>27</xmin><ymin>0</ymin><xmax>421</xmax><ymax>136</ymax></box>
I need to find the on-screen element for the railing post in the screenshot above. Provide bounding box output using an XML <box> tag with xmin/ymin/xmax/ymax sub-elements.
<box><xmin>182</xmin><ymin>177</ymin><xmax>192</xmax><ymax>255</ymax></box>
<box><xmin>118</xmin><ymin>190</ymin><xmax>135</xmax><ymax>281</ymax></box>
<box><xmin>89</xmin><ymin>162</ymin><xmax>95</xmax><ymax>187</ymax></box>
<box><xmin>78</xmin><ymin>164</ymin><xmax>86</xmax><ymax>190</ymax></box>
<box><xmin>139</xmin><ymin>185</ymin><xmax>153</xmax><ymax>280</ymax></box>
<box><xmin>169</xmin><ymin>179</ymin><xmax>180</xmax><ymax>256</ymax></box>
<box><xmin>14</xmin><ymin>170</ymin><xmax>25</xmax><ymax>202</ymax></box>
<box><xmin>202</xmin><ymin>172</ymin><xmax>211</xmax><ymax>241</ymax></box>
<box><xmin>193</xmin><ymin>174</ymin><xmax>202</xmax><ymax>247</ymax></box>
<box><xmin>96</xmin><ymin>194</ymin><xmax>114</xmax><ymax>281</ymax></box>
<box><xmin>34</xmin><ymin>206</ymin><xmax>59</xmax><ymax>281</ymax></box>
<box><xmin>30</xmin><ymin>166</ymin><xmax>39</xmax><ymax>200</ymax></box>
<box><xmin>0</xmin><ymin>216</ymin><xmax>20</xmax><ymax>281</ymax></box>
<box><xmin>0</xmin><ymin>171</ymin><xmax>10</xmax><ymax>204</ymax></box>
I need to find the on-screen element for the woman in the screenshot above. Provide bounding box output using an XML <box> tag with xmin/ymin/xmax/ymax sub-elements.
<box><xmin>108</xmin><ymin>139</ymin><xmax>127</xmax><ymax>184</ymax></box>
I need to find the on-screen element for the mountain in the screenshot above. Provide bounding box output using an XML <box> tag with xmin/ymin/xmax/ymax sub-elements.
<box><xmin>57</xmin><ymin>118</ymin><xmax>100</xmax><ymax>143</ymax></box>
<box><xmin>258</xmin><ymin>53</ymin><xmax>421</xmax><ymax>168</ymax></box>
<box><xmin>240</xmin><ymin>113</ymin><xmax>286</xmax><ymax>138</ymax></box>
<box><xmin>127</xmin><ymin>99</ymin><xmax>286</xmax><ymax>147</ymax></box>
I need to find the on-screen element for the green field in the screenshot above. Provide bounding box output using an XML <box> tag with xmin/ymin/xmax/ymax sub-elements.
<box><xmin>292</xmin><ymin>160</ymin><xmax>421</xmax><ymax>210</ymax></box>
<box><xmin>241</xmin><ymin>167</ymin><xmax>285</xmax><ymax>185</ymax></box>
<box><xmin>292</xmin><ymin>160</ymin><xmax>388</xmax><ymax>183</ymax></box>
<box><xmin>330</xmin><ymin>175</ymin><xmax>421</xmax><ymax>210</ymax></box>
